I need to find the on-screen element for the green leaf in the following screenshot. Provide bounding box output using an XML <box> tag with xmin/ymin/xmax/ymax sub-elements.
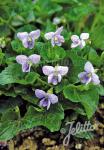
<box><xmin>88</xmin><ymin>48</ymin><xmax>101</xmax><ymax>67</ymax></box>
<box><xmin>0</xmin><ymin>108</ymin><xmax>21</xmax><ymax>141</ymax></box>
<box><xmin>17</xmin><ymin>72</ymin><xmax>39</xmax><ymax>85</ymax></box>
<box><xmin>96</xmin><ymin>84</ymin><xmax>104</xmax><ymax>96</ymax></box>
<box><xmin>0</xmin><ymin>49</ymin><xmax>5</xmax><ymax>64</ymax></box>
<box><xmin>34</xmin><ymin>0</ymin><xmax>62</xmax><ymax>18</ymax></box>
<box><xmin>64</xmin><ymin>85</ymin><xmax>99</xmax><ymax>118</ymax></box>
<box><xmin>0</xmin><ymin>64</ymin><xmax>38</xmax><ymax>85</ymax></box>
<box><xmin>0</xmin><ymin>121</ymin><xmax>20</xmax><ymax>141</ymax></box>
<box><xmin>0</xmin><ymin>25</ymin><xmax>10</xmax><ymax>37</ymax></box>
<box><xmin>0</xmin><ymin>98</ymin><xmax>22</xmax><ymax>114</ymax></box>
<box><xmin>11</xmin><ymin>39</ymin><xmax>26</xmax><ymax>53</ymax></box>
<box><xmin>67</xmin><ymin>51</ymin><xmax>86</xmax><ymax>83</ymax></box>
<box><xmin>22</xmin><ymin>104</ymin><xmax>64</xmax><ymax>132</ymax></box>
<box><xmin>91</xmin><ymin>1</ymin><xmax>104</xmax><ymax>50</ymax></box>
<box><xmin>39</xmin><ymin>43</ymin><xmax>66</xmax><ymax>62</ymax></box>
<box><xmin>0</xmin><ymin>64</ymin><xmax>24</xmax><ymax>85</ymax></box>
<box><xmin>0</xmin><ymin>88</ymin><xmax>17</xmax><ymax>97</ymax></box>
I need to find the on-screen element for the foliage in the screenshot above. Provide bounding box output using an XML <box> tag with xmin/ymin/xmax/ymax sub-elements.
<box><xmin>0</xmin><ymin>0</ymin><xmax>104</xmax><ymax>141</ymax></box>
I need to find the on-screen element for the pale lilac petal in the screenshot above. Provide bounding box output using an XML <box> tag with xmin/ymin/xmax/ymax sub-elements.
<box><xmin>29</xmin><ymin>54</ymin><xmax>40</xmax><ymax>64</ymax></box>
<box><xmin>44</xmin><ymin>32</ymin><xmax>54</xmax><ymax>40</ymax></box>
<box><xmin>39</xmin><ymin>98</ymin><xmax>47</xmax><ymax>107</ymax></box>
<box><xmin>51</xmin><ymin>38</ymin><xmax>55</xmax><ymax>47</ymax></box>
<box><xmin>52</xmin><ymin>77</ymin><xmax>58</xmax><ymax>85</ymax></box>
<box><xmin>71</xmin><ymin>35</ymin><xmax>79</xmax><ymax>42</ymax></box>
<box><xmin>78</xmin><ymin>72</ymin><xmax>86</xmax><ymax>79</ymax></box>
<box><xmin>84</xmin><ymin>61</ymin><xmax>94</xmax><ymax>73</ymax></box>
<box><xmin>17</xmin><ymin>32</ymin><xmax>28</xmax><ymax>48</ymax></box>
<box><xmin>39</xmin><ymin>98</ymin><xmax>51</xmax><ymax>110</ymax></box>
<box><xmin>57</xmin><ymin>74</ymin><xmax>62</xmax><ymax>82</ymax></box>
<box><xmin>71</xmin><ymin>43</ymin><xmax>79</xmax><ymax>48</ymax></box>
<box><xmin>42</xmin><ymin>66</ymin><xmax>54</xmax><ymax>75</ymax></box>
<box><xmin>78</xmin><ymin>72</ymin><xmax>91</xmax><ymax>84</ymax></box>
<box><xmin>22</xmin><ymin>63</ymin><xmax>30</xmax><ymax>72</ymax></box>
<box><xmin>57</xmin><ymin>66</ymin><xmax>68</xmax><ymax>76</ymax></box>
<box><xmin>48</xmin><ymin>74</ymin><xmax>54</xmax><ymax>84</ymax></box>
<box><xmin>29</xmin><ymin>30</ymin><xmax>40</xmax><ymax>40</ymax></box>
<box><xmin>53</xmin><ymin>17</ymin><xmax>61</xmax><ymax>25</ymax></box>
<box><xmin>51</xmin><ymin>33</ymin><xmax>64</xmax><ymax>47</ymax></box>
<box><xmin>23</xmin><ymin>39</ymin><xmax>29</xmax><ymax>48</ymax></box>
<box><xmin>86</xmin><ymin>77</ymin><xmax>92</xmax><ymax>85</ymax></box>
<box><xmin>35</xmin><ymin>89</ymin><xmax>46</xmax><ymax>99</ymax></box>
<box><xmin>92</xmin><ymin>73</ymin><xmax>100</xmax><ymax>85</ymax></box>
<box><xmin>17</xmin><ymin>32</ymin><xmax>28</xmax><ymax>40</ymax></box>
<box><xmin>16</xmin><ymin>55</ymin><xmax>28</xmax><ymax>64</ymax></box>
<box><xmin>46</xmin><ymin>100</ymin><xmax>51</xmax><ymax>110</ymax></box>
<box><xmin>55</xmin><ymin>26</ymin><xmax>63</xmax><ymax>35</ymax></box>
<box><xmin>79</xmin><ymin>40</ymin><xmax>86</xmax><ymax>49</ymax></box>
<box><xmin>80</xmin><ymin>33</ymin><xmax>89</xmax><ymax>40</ymax></box>
<box><xmin>59</xmin><ymin>35</ymin><xmax>65</xmax><ymax>43</ymax></box>
<box><xmin>48</xmin><ymin>94</ymin><xmax>58</xmax><ymax>104</ymax></box>
<box><xmin>54</xmin><ymin>35</ymin><xmax>64</xmax><ymax>46</ymax></box>
<box><xmin>71</xmin><ymin>35</ymin><xmax>80</xmax><ymax>48</ymax></box>
<box><xmin>56</xmin><ymin>42</ymin><xmax>62</xmax><ymax>46</ymax></box>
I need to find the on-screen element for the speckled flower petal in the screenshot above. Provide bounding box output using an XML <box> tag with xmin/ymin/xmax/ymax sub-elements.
<box><xmin>71</xmin><ymin>35</ymin><xmax>79</xmax><ymax>42</ymax></box>
<box><xmin>16</xmin><ymin>55</ymin><xmax>28</xmax><ymax>64</ymax></box>
<box><xmin>92</xmin><ymin>73</ymin><xmax>100</xmax><ymax>85</ymax></box>
<box><xmin>17</xmin><ymin>32</ymin><xmax>28</xmax><ymax>48</ymax></box>
<box><xmin>57</xmin><ymin>74</ymin><xmax>62</xmax><ymax>82</ymax></box>
<box><xmin>29</xmin><ymin>54</ymin><xmax>40</xmax><ymax>64</ymax></box>
<box><xmin>80</xmin><ymin>33</ymin><xmax>89</xmax><ymax>40</ymax></box>
<box><xmin>39</xmin><ymin>98</ymin><xmax>46</xmax><ymax>107</ymax></box>
<box><xmin>29</xmin><ymin>30</ymin><xmax>40</xmax><ymax>40</ymax></box>
<box><xmin>48</xmin><ymin>94</ymin><xmax>58</xmax><ymax>104</ymax></box>
<box><xmin>79</xmin><ymin>40</ymin><xmax>86</xmax><ymax>49</ymax></box>
<box><xmin>71</xmin><ymin>35</ymin><xmax>80</xmax><ymax>48</ymax></box>
<box><xmin>78</xmin><ymin>72</ymin><xmax>91</xmax><ymax>84</ymax></box>
<box><xmin>48</xmin><ymin>74</ymin><xmax>54</xmax><ymax>84</ymax></box>
<box><xmin>17</xmin><ymin>32</ymin><xmax>28</xmax><ymax>40</ymax></box>
<box><xmin>39</xmin><ymin>98</ymin><xmax>51</xmax><ymax>110</ymax></box>
<box><xmin>53</xmin><ymin>17</ymin><xmax>61</xmax><ymax>25</ymax></box>
<box><xmin>78</xmin><ymin>72</ymin><xmax>86</xmax><ymax>79</ymax></box>
<box><xmin>22</xmin><ymin>63</ymin><xmax>30</xmax><ymax>72</ymax></box>
<box><xmin>42</xmin><ymin>66</ymin><xmax>54</xmax><ymax>75</ymax></box>
<box><xmin>44</xmin><ymin>32</ymin><xmax>54</xmax><ymax>40</ymax></box>
<box><xmin>53</xmin><ymin>35</ymin><xmax>64</xmax><ymax>46</ymax></box>
<box><xmin>52</xmin><ymin>77</ymin><xmax>58</xmax><ymax>85</ymax></box>
<box><xmin>35</xmin><ymin>89</ymin><xmax>46</xmax><ymax>99</ymax></box>
<box><xmin>59</xmin><ymin>35</ymin><xmax>65</xmax><ymax>43</ymax></box>
<box><xmin>57</xmin><ymin>66</ymin><xmax>68</xmax><ymax>76</ymax></box>
<box><xmin>84</xmin><ymin>61</ymin><xmax>94</xmax><ymax>73</ymax></box>
<box><xmin>46</xmin><ymin>99</ymin><xmax>51</xmax><ymax>110</ymax></box>
<box><xmin>51</xmin><ymin>38</ymin><xmax>55</xmax><ymax>47</ymax></box>
<box><xmin>55</xmin><ymin>26</ymin><xmax>63</xmax><ymax>35</ymax></box>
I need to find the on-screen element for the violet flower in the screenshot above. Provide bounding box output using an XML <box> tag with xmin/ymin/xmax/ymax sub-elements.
<box><xmin>35</xmin><ymin>89</ymin><xmax>58</xmax><ymax>110</ymax></box>
<box><xmin>78</xmin><ymin>61</ymin><xmax>100</xmax><ymax>85</ymax></box>
<box><xmin>44</xmin><ymin>26</ymin><xmax>64</xmax><ymax>47</ymax></box>
<box><xmin>53</xmin><ymin>17</ymin><xmax>61</xmax><ymax>25</ymax></box>
<box><xmin>17</xmin><ymin>30</ymin><xmax>40</xmax><ymax>49</ymax></box>
<box><xmin>16</xmin><ymin>54</ymin><xmax>40</xmax><ymax>72</ymax></box>
<box><xmin>71</xmin><ymin>33</ymin><xmax>89</xmax><ymax>49</ymax></box>
<box><xmin>42</xmin><ymin>66</ymin><xmax>68</xmax><ymax>85</ymax></box>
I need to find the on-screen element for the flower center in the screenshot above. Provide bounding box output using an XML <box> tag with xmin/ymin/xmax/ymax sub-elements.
<box><xmin>27</xmin><ymin>59</ymin><xmax>32</xmax><ymax>66</ymax></box>
<box><xmin>87</xmin><ymin>73</ymin><xmax>92</xmax><ymax>77</ymax></box>
<box><xmin>45</xmin><ymin>94</ymin><xmax>49</xmax><ymax>101</ymax></box>
<box><xmin>27</xmin><ymin>36</ymin><xmax>33</xmax><ymax>47</ymax></box>
<box><xmin>54</xmin><ymin>36</ymin><xmax>58</xmax><ymax>42</ymax></box>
